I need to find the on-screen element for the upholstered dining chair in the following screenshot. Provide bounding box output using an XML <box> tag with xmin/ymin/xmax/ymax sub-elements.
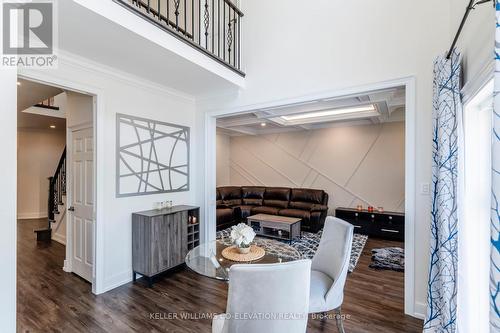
<box><xmin>309</xmin><ymin>216</ymin><xmax>354</xmax><ymax>333</ymax></box>
<box><xmin>212</xmin><ymin>259</ymin><xmax>312</xmax><ymax>333</ymax></box>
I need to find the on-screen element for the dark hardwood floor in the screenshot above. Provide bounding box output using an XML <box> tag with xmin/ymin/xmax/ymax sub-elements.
<box><xmin>17</xmin><ymin>219</ymin><xmax>422</xmax><ymax>332</ymax></box>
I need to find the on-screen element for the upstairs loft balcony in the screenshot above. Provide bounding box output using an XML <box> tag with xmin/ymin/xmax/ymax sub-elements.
<box><xmin>114</xmin><ymin>0</ymin><xmax>244</xmax><ymax>76</ymax></box>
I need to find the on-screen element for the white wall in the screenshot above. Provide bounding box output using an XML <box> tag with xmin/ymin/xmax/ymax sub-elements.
<box><xmin>2</xmin><ymin>0</ymin><xmax>490</xmax><ymax>327</ymax></box>
<box><xmin>20</xmin><ymin>52</ymin><xmax>198</xmax><ymax>295</ymax></box>
<box><xmin>199</xmin><ymin>0</ymin><xmax>453</xmax><ymax>317</ymax></box>
<box><xmin>219</xmin><ymin>122</ymin><xmax>405</xmax><ymax>214</ymax></box>
<box><xmin>66</xmin><ymin>91</ymin><xmax>93</xmax><ymax>128</ymax></box>
<box><xmin>216</xmin><ymin>133</ymin><xmax>231</xmax><ymax>186</ymax></box>
<box><xmin>17</xmin><ymin>129</ymin><xmax>66</xmax><ymax>219</ymax></box>
<box><xmin>71</xmin><ymin>0</ymin><xmax>244</xmax><ymax>89</ymax></box>
<box><xmin>450</xmin><ymin>0</ymin><xmax>495</xmax><ymax>88</ymax></box>
<box><xmin>0</xmin><ymin>67</ymin><xmax>17</xmax><ymax>332</ymax></box>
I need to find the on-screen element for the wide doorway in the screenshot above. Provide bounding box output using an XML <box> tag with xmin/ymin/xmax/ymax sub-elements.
<box><xmin>16</xmin><ymin>77</ymin><xmax>96</xmax><ymax>328</ymax></box>
<box><xmin>208</xmin><ymin>81</ymin><xmax>418</xmax><ymax>328</ymax></box>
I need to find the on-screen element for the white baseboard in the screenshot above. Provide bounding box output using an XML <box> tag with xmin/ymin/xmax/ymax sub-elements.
<box><xmin>17</xmin><ymin>212</ymin><xmax>48</xmax><ymax>219</ymax></box>
<box><xmin>63</xmin><ymin>260</ymin><xmax>72</xmax><ymax>273</ymax></box>
<box><xmin>413</xmin><ymin>301</ymin><xmax>427</xmax><ymax>320</ymax></box>
<box><xmin>101</xmin><ymin>270</ymin><xmax>134</xmax><ymax>294</ymax></box>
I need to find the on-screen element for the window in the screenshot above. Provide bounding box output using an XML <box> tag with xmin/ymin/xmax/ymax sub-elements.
<box><xmin>458</xmin><ymin>79</ymin><xmax>493</xmax><ymax>332</ymax></box>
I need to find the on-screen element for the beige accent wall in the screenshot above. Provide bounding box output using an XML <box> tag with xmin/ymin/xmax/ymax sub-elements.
<box><xmin>218</xmin><ymin>122</ymin><xmax>405</xmax><ymax>214</ymax></box>
<box><xmin>216</xmin><ymin>133</ymin><xmax>231</xmax><ymax>186</ymax></box>
<box><xmin>17</xmin><ymin>128</ymin><xmax>66</xmax><ymax>219</ymax></box>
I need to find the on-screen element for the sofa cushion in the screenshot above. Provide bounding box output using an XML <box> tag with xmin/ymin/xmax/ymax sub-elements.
<box><xmin>242</xmin><ymin>198</ymin><xmax>263</xmax><ymax>206</ymax></box>
<box><xmin>216</xmin><ymin>188</ymin><xmax>223</xmax><ymax>206</ymax></box>
<box><xmin>289</xmin><ymin>188</ymin><xmax>325</xmax><ymax>210</ymax></box>
<box><xmin>217</xmin><ymin>208</ymin><xmax>234</xmax><ymax>225</ymax></box>
<box><xmin>290</xmin><ymin>188</ymin><xmax>324</xmax><ymax>203</ymax></box>
<box><xmin>234</xmin><ymin>205</ymin><xmax>254</xmax><ymax>219</ymax></box>
<box><xmin>241</xmin><ymin>186</ymin><xmax>266</xmax><ymax>198</ymax></box>
<box><xmin>262</xmin><ymin>200</ymin><xmax>288</xmax><ymax>208</ymax></box>
<box><xmin>263</xmin><ymin>187</ymin><xmax>290</xmax><ymax>208</ymax></box>
<box><xmin>311</xmin><ymin>204</ymin><xmax>328</xmax><ymax>212</ymax></box>
<box><xmin>251</xmin><ymin>206</ymin><xmax>281</xmax><ymax>215</ymax></box>
<box><xmin>288</xmin><ymin>201</ymin><xmax>314</xmax><ymax>210</ymax></box>
<box><xmin>219</xmin><ymin>186</ymin><xmax>242</xmax><ymax>206</ymax></box>
<box><xmin>279</xmin><ymin>209</ymin><xmax>311</xmax><ymax>221</ymax></box>
<box><xmin>241</xmin><ymin>186</ymin><xmax>265</xmax><ymax>206</ymax></box>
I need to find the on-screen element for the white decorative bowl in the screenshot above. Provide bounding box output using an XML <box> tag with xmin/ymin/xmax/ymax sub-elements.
<box><xmin>238</xmin><ymin>246</ymin><xmax>251</xmax><ymax>254</ymax></box>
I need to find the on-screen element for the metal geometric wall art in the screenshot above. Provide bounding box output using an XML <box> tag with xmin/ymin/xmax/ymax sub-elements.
<box><xmin>116</xmin><ymin>113</ymin><xmax>190</xmax><ymax>197</ymax></box>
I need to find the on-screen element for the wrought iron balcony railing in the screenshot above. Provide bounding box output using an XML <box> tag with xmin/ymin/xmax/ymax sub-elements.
<box><xmin>114</xmin><ymin>0</ymin><xmax>244</xmax><ymax>76</ymax></box>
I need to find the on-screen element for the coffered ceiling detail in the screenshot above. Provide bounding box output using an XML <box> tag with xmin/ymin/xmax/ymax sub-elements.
<box><xmin>217</xmin><ymin>86</ymin><xmax>405</xmax><ymax>136</ymax></box>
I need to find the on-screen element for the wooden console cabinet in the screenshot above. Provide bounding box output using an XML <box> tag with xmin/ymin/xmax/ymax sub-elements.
<box><xmin>132</xmin><ymin>205</ymin><xmax>200</xmax><ymax>286</ymax></box>
<box><xmin>335</xmin><ymin>207</ymin><xmax>404</xmax><ymax>242</ymax></box>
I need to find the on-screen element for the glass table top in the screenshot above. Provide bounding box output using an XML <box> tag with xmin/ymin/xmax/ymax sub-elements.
<box><xmin>185</xmin><ymin>239</ymin><xmax>301</xmax><ymax>281</ymax></box>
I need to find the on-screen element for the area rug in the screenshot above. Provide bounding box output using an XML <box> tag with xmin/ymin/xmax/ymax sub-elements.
<box><xmin>216</xmin><ymin>228</ymin><xmax>368</xmax><ymax>273</ymax></box>
<box><xmin>369</xmin><ymin>247</ymin><xmax>404</xmax><ymax>272</ymax></box>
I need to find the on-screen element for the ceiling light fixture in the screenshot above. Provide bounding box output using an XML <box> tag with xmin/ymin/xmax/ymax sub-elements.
<box><xmin>49</xmin><ymin>125</ymin><xmax>56</xmax><ymax>129</ymax></box>
<box><xmin>281</xmin><ymin>105</ymin><xmax>377</xmax><ymax>121</ymax></box>
<box><xmin>17</xmin><ymin>81</ymin><xmax>21</xmax><ymax>86</ymax></box>
<box><xmin>260</xmin><ymin>122</ymin><xmax>267</xmax><ymax>127</ymax></box>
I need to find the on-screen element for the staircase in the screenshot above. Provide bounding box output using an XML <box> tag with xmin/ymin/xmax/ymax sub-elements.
<box><xmin>50</xmin><ymin>194</ymin><xmax>67</xmax><ymax>244</ymax></box>
<box><xmin>35</xmin><ymin>148</ymin><xmax>66</xmax><ymax>242</ymax></box>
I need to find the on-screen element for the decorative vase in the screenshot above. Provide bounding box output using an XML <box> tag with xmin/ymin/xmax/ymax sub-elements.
<box><xmin>238</xmin><ymin>246</ymin><xmax>251</xmax><ymax>254</ymax></box>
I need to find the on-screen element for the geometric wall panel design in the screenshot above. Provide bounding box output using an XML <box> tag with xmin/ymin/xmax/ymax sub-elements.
<box><xmin>217</xmin><ymin>122</ymin><xmax>405</xmax><ymax>213</ymax></box>
<box><xmin>116</xmin><ymin>113</ymin><xmax>189</xmax><ymax>197</ymax></box>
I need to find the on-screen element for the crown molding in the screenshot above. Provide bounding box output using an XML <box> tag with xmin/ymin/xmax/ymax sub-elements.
<box><xmin>51</xmin><ymin>50</ymin><xmax>196</xmax><ymax>103</ymax></box>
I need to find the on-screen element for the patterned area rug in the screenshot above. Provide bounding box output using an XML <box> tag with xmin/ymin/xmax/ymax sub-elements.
<box><xmin>216</xmin><ymin>229</ymin><xmax>368</xmax><ymax>273</ymax></box>
<box><xmin>369</xmin><ymin>247</ymin><xmax>404</xmax><ymax>272</ymax></box>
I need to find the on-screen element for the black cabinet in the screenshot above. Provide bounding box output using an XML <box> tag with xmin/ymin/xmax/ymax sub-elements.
<box><xmin>335</xmin><ymin>207</ymin><xmax>404</xmax><ymax>242</ymax></box>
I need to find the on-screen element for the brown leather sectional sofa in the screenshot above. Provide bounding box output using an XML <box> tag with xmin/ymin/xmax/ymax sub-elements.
<box><xmin>216</xmin><ymin>186</ymin><xmax>329</xmax><ymax>233</ymax></box>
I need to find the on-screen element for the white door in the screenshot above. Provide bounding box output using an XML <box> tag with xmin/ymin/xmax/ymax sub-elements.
<box><xmin>69</xmin><ymin>127</ymin><xmax>94</xmax><ymax>282</ymax></box>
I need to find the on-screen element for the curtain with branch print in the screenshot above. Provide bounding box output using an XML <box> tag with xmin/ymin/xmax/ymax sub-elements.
<box><xmin>491</xmin><ymin>2</ymin><xmax>500</xmax><ymax>330</ymax></box>
<box><xmin>423</xmin><ymin>50</ymin><xmax>461</xmax><ymax>333</ymax></box>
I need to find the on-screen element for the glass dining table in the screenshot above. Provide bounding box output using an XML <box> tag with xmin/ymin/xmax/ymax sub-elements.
<box><xmin>185</xmin><ymin>239</ymin><xmax>302</xmax><ymax>281</ymax></box>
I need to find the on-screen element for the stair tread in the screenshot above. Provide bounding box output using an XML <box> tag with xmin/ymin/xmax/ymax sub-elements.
<box><xmin>34</xmin><ymin>227</ymin><xmax>52</xmax><ymax>232</ymax></box>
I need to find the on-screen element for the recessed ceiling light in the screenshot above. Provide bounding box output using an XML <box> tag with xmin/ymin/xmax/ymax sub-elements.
<box><xmin>49</xmin><ymin>125</ymin><xmax>56</xmax><ymax>129</ymax></box>
<box><xmin>281</xmin><ymin>105</ymin><xmax>376</xmax><ymax>121</ymax></box>
<box><xmin>260</xmin><ymin>122</ymin><xmax>267</xmax><ymax>127</ymax></box>
<box><xmin>17</xmin><ymin>81</ymin><xmax>21</xmax><ymax>86</ymax></box>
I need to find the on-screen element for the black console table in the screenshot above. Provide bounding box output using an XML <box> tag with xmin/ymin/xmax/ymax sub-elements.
<box><xmin>335</xmin><ymin>207</ymin><xmax>404</xmax><ymax>242</ymax></box>
<box><xmin>132</xmin><ymin>205</ymin><xmax>200</xmax><ymax>287</ymax></box>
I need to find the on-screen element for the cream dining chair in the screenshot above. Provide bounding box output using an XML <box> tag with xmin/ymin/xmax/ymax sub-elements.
<box><xmin>212</xmin><ymin>259</ymin><xmax>312</xmax><ymax>333</ymax></box>
<box><xmin>308</xmin><ymin>216</ymin><xmax>354</xmax><ymax>333</ymax></box>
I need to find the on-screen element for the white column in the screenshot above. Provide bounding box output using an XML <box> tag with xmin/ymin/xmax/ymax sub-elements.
<box><xmin>0</xmin><ymin>67</ymin><xmax>18</xmax><ymax>332</ymax></box>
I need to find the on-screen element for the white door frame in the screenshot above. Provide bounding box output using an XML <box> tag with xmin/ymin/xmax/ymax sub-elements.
<box><xmin>17</xmin><ymin>72</ymin><xmax>105</xmax><ymax>295</ymax></box>
<box><xmin>203</xmin><ymin>76</ymin><xmax>417</xmax><ymax>317</ymax></box>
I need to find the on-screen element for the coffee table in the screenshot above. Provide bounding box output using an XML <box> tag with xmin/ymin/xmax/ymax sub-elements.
<box><xmin>247</xmin><ymin>214</ymin><xmax>302</xmax><ymax>244</ymax></box>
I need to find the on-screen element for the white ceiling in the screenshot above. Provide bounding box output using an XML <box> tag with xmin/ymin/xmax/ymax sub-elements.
<box><xmin>58</xmin><ymin>1</ymin><xmax>239</xmax><ymax>96</ymax></box>
<box><xmin>17</xmin><ymin>79</ymin><xmax>62</xmax><ymax>112</ymax></box>
<box><xmin>17</xmin><ymin>79</ymin><xmax>66</xmax><ymax>130</ymax></box>
<box><xmin>217</xmin><ymin>86</ymin><xmax>406</xmax><ymax>136</ymax></box>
